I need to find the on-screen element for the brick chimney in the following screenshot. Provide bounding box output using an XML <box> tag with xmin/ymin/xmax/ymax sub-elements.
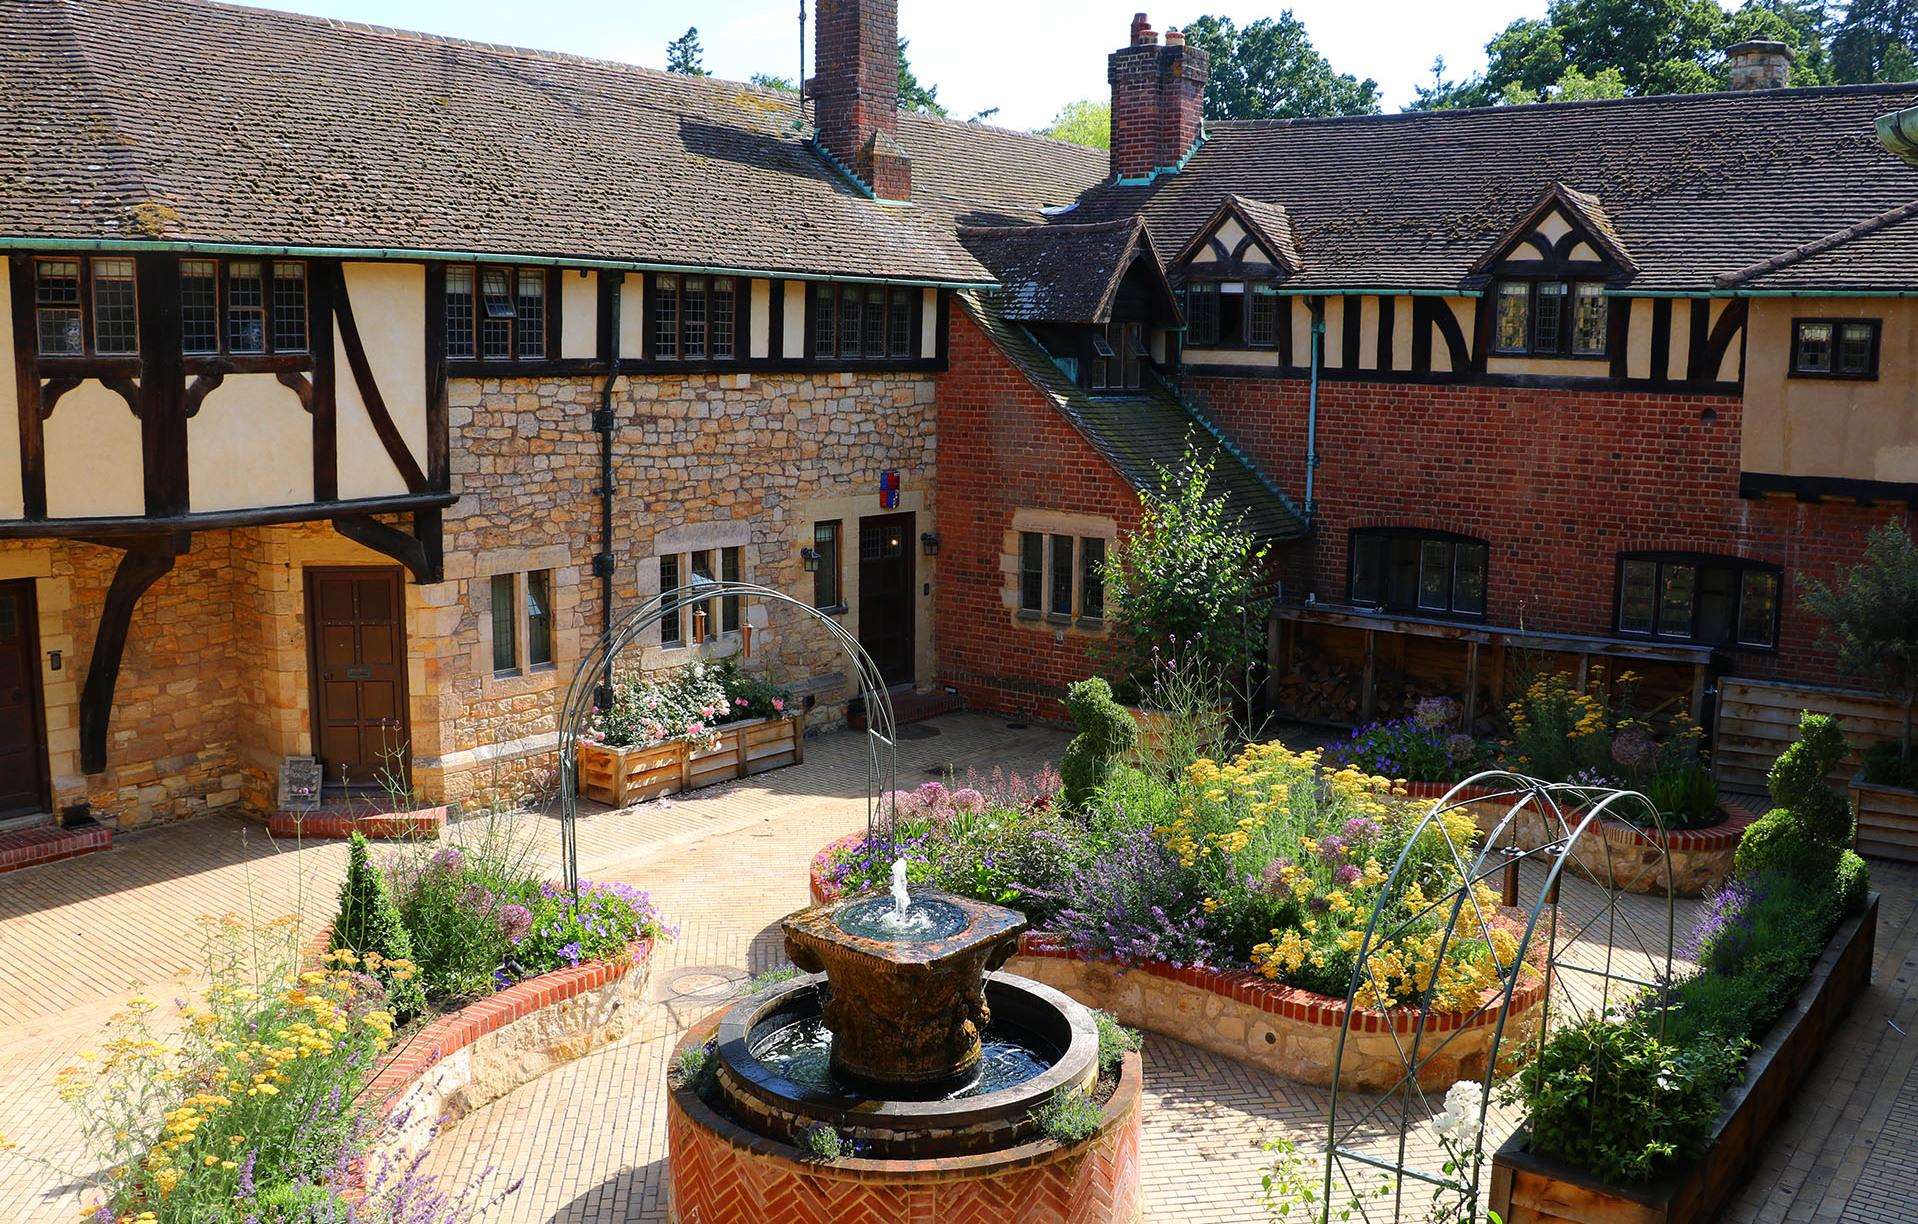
<box><xmin>808</xmin><ymin>0</ymin><xmax>910</xmax><ymax>199</ymax></box>
<box><xmin>1726</xmin><ymin>39</ymin><xmax>1795</xmax><ymax>90</ymax></box>
<box><xmin>1108</xmin><ymin>12</ymin><xmax>1209</xmax><ymax>182</ymax></box>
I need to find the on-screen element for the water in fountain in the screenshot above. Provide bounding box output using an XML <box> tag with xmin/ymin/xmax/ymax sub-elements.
<box><xmin>833</xmin><ymin>859</ymin><xmax>969</xmax><ymax>942</ymax></box>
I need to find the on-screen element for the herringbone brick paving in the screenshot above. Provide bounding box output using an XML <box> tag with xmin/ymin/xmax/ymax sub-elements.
<box><xmin>2</xmin><ymin>715</ymin><xmax>1915</xmax><ymax>1221</ymax></box>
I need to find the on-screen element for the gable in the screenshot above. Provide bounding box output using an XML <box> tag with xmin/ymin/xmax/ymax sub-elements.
<box><xmin>1172</xmin><ymin>196</ymin><xmax>1300</xmax><ymax>283</ymax></box>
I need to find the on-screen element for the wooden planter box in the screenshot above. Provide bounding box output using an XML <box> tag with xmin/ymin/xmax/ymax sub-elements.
<box><xmin>1850</xmin><ymin>769</ymin><xmax>1918</xmax><ymax>862</ymax></box>
<box><xmin>577</xmin><ymin>714</ymin><xmax>803</xmax><ymax>807</ymax></box>
<box><xmin>1489</xmin><ymin>893</ymin><xmax>1879</xmax><ymax>1224</ymax></box>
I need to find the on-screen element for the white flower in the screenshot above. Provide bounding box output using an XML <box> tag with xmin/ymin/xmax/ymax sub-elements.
<box><xmin>1428</xmin><ymin>1080</ymin><xmax>1484</xmax><ymax>1148</ymax></box>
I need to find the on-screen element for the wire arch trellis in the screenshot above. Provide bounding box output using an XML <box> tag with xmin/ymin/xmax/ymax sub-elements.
<box><xmin>555</xmin><ymin>581</ymin><xmax>902</xmax><ymax>893</ymax></box>
<box><xmin>1320</xmin><ymin>770</ymin><xmax>1678</xmax><ymax>1224</ymax></box>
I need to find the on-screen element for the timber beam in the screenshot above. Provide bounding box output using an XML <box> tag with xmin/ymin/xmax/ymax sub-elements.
<box><xmin>79</xmin><ymin>533</ymin><xmax>189</xmax><ymax>775</ymax></box>
<box><xmin>331</xmin><ymin>509</ymin><xmax>443</xmax><ymax>585</ymax></box>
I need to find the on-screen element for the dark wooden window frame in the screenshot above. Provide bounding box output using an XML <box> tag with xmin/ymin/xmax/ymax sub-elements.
<box><xmin>443</xmin><ymin>264</ymin><xmax>558</xmax><ymax>370</ymax></box>
<box><xmin>647</xmin><ymin>272</ymin><xmax>744</xmax><ymax>364</ymax></box>
<box><xmin>803</xmin><ymin>283</ymin><xmax>923</xmax><ymax>367</ymax></box>
<box><xmin>1017</xmin><ymin>530</ymin><xmax>1110</xmax><ymax>627</ymax></box>
<box><xmin>1612</xmin><ymin>551</ymin><xmax>1781</xmax><ymax>652</ymax></box>
<box><xmin>172</xmin><ymin>256</ymin><xmax>313</xmax><ymax>371</ymax></box>
<box><xmin>812</xmin><ymin>520</ymin><xmax>845</xmax><ymax>613</ymax></box>
<box><xmin>1788</xmin><ymin>317</ymin><xmax>1881</xmax><ymax>380</ymax></box>
<box><xmin>1490</xmin><ymin>277</ymin><xmax>1610</xmax><ymax>360</ymax></box>
<box><xmin>1184</xmin><ymin>280</ymin><xmax>1280</xmax><ymax>351</ymax></box>
<box><xmin>1347</xmin><ymin>527</ymin><xmax>1490</xmax><ymax>620</ymax></box>
<box><xmin>488</xmin><ymin>567</ymin><xmax>558</xmax><ymax>678</ymax></box>
<box><xmin>31</xmin><ymin>256</ymin><xmax>149</xmax><ymax>364</ymax></box>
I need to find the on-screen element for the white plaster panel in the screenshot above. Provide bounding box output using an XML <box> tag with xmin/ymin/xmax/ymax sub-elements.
<box><xmin>619</xmin><ymin>277</ymin><xmax>647</xmax><ymax>358</ymax></box>
<box><xmin>189</xmin><ymin>373</ymin><xmax>313</xmax><ymax>511</ymax></box>
<box><xmin>45</xmin><ymin>381</ymin><xmax>143</xmax><ymax>518</ymax></box>
<box><xmin>0</xmin><ymin>271</ymin><xmax>20</xmax><ymax>518</ymax></box>
<box><xmin>750</xmin><ymin>279</ymin><xmax>771</xmax><ymax>358</ymax></box>
<box><xmin>920</xmin><ymin>289</ymin><xmax>938</xmax><ymax>359</ymax></box>
<box><xmin>336</xmin><ymin>262</ymin><xmax>426</xmax><ymax>500</ymax></box>
<box><xmin>560</xmin><ymin>269</ymin><xmax>597</xmax><ymax>360</ymax></box>
<box><xmin>786</xmin><ymin>283</ymin><xmax>808</xmax><ymax>357</ymax></box>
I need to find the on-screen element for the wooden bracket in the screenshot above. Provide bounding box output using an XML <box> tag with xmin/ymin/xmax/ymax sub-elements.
<box><xmin>80</xmin><ymin>533</ymin><xmax>190</xmax><ymax>775</ymax></box>
<box><xmin>38</xmin><ymin>376</ymin><xmax>82</xmax><ymax>420</ymax></box>
<box><xmin>276</xmin><ymin>370</ymin><xmax>314</xmax><ymax>413</ymax></box>
<box><xmin>331</xmin><ymin>509</ymin><xmax>443</xmax><ymax>584</ymax></box>
<box><xmin>101</xmin><ymin>374</ymin><xmax>142</xmax><ymax>418</ymax></box>
<box><xmin>182</xmin><ymin>371</ymin><xmax>226</xmax><ymax>419</ymax></box>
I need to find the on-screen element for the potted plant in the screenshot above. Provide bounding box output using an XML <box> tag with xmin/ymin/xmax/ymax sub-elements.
<box><xmin>1102</xmin><ymin>450</ymin><xmax>1266</xmax><ymax>764</ymax></box>
<box><xmin>576</xmin><ymin>661</ymin><xmax>802</xmax><ymax>806</ymax></box>
<box><xmin>1801</xmin><ymin>522</ymin><xmax>1918</xmax><ymax>861</ymax></box>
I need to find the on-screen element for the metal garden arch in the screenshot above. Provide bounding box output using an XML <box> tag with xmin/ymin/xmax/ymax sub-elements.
<box><xmin>555</xmin><ymin>581</ymin><xmax>901</xmax><ymax>892</ymax></box>
<box><xmin>1321</xmin><ymin>770</ymin><xmax>1678</xmax><ymax>1223</ymax></box>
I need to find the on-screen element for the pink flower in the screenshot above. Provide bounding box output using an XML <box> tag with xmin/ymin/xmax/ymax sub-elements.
<box><xmin>772</xmin><ymin>698</ymin><xmax>785</xmax><ymax>712</ymax></box>
<box><xmin>735</xmin><ymin>697</ymin><xmax>748</xmax><ymax>707</ymax></box>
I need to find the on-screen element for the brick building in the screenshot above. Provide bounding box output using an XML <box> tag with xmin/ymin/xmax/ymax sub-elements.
<box><xmin>0</xmin><ymin>0</ymin><xmax>1915</xmax><ymax>835</ymax></box>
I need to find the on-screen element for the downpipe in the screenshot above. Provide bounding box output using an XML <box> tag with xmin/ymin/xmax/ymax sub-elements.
<box><xmin>1305</xmin><ymin>301</ymin><xmax>1324</xmax><ymax>521</ymax></box>
<box><xmin>594</xmin><ymin>272</ymin><xmax>624</xmax><ymax>705</ymax></box>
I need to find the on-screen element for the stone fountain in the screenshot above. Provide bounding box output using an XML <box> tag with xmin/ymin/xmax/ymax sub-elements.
<box><xmin>705</xmin><ymin>863</ymin><xmax>1100</xmax><ymax>1157</ymax></box>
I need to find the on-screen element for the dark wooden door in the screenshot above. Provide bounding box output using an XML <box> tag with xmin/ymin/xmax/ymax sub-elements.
<box><xmin>0</xmin><ymin>580</ymin><xmax>48</xmax><ymax>815</ymax></box>
<box><xmin>305</xmin><ymin>567</ymin><xmax>409</xmax><ymax>789</ymax></box>
<box><xmin>858</xmin><ymin>513</ymin><xmax>916</xmax><ymax>686</ymax></box>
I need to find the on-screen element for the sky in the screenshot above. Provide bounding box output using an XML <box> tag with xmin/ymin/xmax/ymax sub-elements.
<box><xmin>240</xmin><ymin>0</ymin><xmax>1555</xmax><ymax>126</ymax></box>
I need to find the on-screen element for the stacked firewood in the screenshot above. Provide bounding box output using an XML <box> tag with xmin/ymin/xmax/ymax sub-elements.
<box><xmin>1270</xmin><ymin>659</ymin><xmax>1454</xmax><ymax>726</ymax></box>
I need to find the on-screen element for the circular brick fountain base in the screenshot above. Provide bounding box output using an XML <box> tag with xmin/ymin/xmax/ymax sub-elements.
<box><xmin>666</xmin><ymin>1009</ymin><xmax>1144</xmax><ymax>1223</ymax></box>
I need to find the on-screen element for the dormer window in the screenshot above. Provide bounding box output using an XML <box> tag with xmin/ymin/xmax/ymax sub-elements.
<box><xmin>1493</xmin><ymin>280</ymin><xmax>1608</xmax><ymax>357</ymax></box>
<box><xmin>1085</xmin><ymin>321</ymin><xmax>1145</xmax><ymax>392</ymax></box>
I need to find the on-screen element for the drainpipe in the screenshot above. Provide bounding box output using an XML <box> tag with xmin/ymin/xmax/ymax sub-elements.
<box><xmin>1304</xmin><ymin>298</ymin><xmax>1324</xmax><ymax>520</ymax></box>
<box><xmin>594</xmin><ymin>272</ymin><xmax>624</xmax><ymax>704</ymax></box>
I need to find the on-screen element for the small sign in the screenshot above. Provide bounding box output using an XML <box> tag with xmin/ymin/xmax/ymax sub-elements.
<box><xmin>279</xmin><ymin>756</ymin><xmax>323</xmax><ymax>812</ymax></box>
<box><xmin>880</xmin><ymin>469</ymin><xmax>901</xmax><ymax>509</ymax></box>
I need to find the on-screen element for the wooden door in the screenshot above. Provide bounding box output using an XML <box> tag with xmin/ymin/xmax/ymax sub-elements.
<box><xmin>857</xmin><ymin>513</ymin><xmax>916</xmax><ymax>687</ymax></box>
<box><xmin>305</xmin><ymin>567</ymin><xmax>409</xmax><ymax>790</ymax></box>
<box><xmin>0</xmin><ymin>581</ymin><xmax>48</xmax><ymax>815</ymax></box>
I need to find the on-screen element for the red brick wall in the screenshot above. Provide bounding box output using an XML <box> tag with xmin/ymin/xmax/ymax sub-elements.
<box><xmin>934</xmin><ymin>309</ymin><xmax>1143</xmax><ymax>720</ymax></box>
<box><xmin>1187</xmin><ymin>373</ymin><xmax>1911</xmax><ymax>686</ymax></box>
<box><xmin>1107</xmin><ymin>28</ymin><xmax>1208</xmax><ymax>181</ymax></box>
<box><xmin>810</xmin><ymin>0</ymin><xmax>904</xmax><ymax>195</ymax></box>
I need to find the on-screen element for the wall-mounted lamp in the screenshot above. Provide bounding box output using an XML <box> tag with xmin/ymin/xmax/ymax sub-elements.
<box><xmin>919</xmin><ymin>531</ymin><xmax>941</xmax><ymax>557</ymax></box>
<box><xmin>800</xmin><ymin>546</ymin><xmax>821</xmax><ymax>573</ymax></box>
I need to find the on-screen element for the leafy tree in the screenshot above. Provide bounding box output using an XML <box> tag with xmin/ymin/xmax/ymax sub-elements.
<box><xmin>897</xmin><ymin>38</ymin><xmax>947</xmax><ymax>116</ymax></box>
<box><xmin>666</xmin><ymin>27</ymin><xmax>708</xmax><ymax>76</ymax></box>
<box><xmin>1042</xmin><ymin>99</ymin><xmax>1111</xmax><ymax>149</ymax></box>
<box><xmin>750</xmin><ymin>72</ymin><xmax>797</xmax><ymax>92</ymax></box>
<box><xmin>1184</xmin><ymin>14</ymin><xmax>1381</xmax><ymax>120</ymax></box>
<box><xmin>1801</xmin><ymin>521</ymin><xmax>1918</xmax><ymax>760</ymax></box>
<box><xmin>1832</xmin><ymin>0</ymin><xmax>1918</xmax><ymax>82</ymax></box>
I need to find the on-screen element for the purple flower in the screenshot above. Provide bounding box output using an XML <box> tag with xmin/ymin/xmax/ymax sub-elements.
<box><xmin>237</xmin><ymin>1150</ymin><xmax>256</xmax><ymax>1196</ymax></box>
<box><xmin>1317</xmin><ymin>835</ymin><xmax>1348</xmax><ymax>863</ymax></box>
<box><xmin>1335</xmin><ymin>864</ymin><xmax>1363</xmax><ymax>887</ymax></box>
<box><xmin>430</xmin><ymin>846</ymin><xmax>464</xmax><ymax>872</ymax></box>
<box><xmin>1341</xmin><ymin>817</ymin><xmax>1381</xmax><ymax>843</ymax></box>
<box><xmin>558</xmin><ymin>941</ymin><xmax>583</xmax><ymax>966</ymax></box>
<box><xmin>952</xmin><ymin>787</ymin><xmax>987</xmax><ymax>812</ymax></box>
<box><xmin>498</xmin><ymin>903</ymin><xmax>533</xmax><ymax>944</ymax></box>
<box><xmin>460</xmin><ymin>883</ymin><xmax>496</xmax><ymax>912</ymax></box>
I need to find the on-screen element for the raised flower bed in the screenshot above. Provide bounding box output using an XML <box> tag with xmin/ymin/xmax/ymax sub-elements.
<box><xmin>1490</xmin><ymin>893</ymin><xmax>1877</xmax><ymax>1224</ymax></box>
<box><xmin>576</xmin><ymin>659</ymin><xmax>803</xmax><ymax>807</ymax></box>
<box><xmin>1849</xmin><ymin>769</ymin><xmax>1918</xmax><ymax>862</ymax></box>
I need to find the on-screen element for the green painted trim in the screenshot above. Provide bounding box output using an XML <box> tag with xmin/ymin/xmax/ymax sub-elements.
<box><xmin>1113</xmin><ymin>134</ymin><xmax>1206</xmax><ymax>187</ymax></box>
<box><xmin>0</xmin><ymin>237</ymin><xmax>995</xmax><ymax>290</ymax></box>
<box><xmin>1268</xmin><ymin>287</ymin><xmax>1477</xmax><ymax>299</ymax></box>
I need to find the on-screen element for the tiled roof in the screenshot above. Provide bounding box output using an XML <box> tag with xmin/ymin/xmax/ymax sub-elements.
<box><xmin>1717</xmin><ymin>199</ymin><xmax>1918</xmax><ymax>289</ymax></box>
<box><xmin>1227</xmin><ymin>196</ymin><xmax>1304</xmax><ymax>273</ymax></box>
<box><xmin>958</xmin><ymin>218</ymin><xmax>1151</xmax><ymax>323</ymax></box>
<box><xmin>1064</xmin><ymin>85</ymin><xmax>1918</xmax><ymax>293</ymax></box>
<box><xmin>0</xmin><ymin>0</ymin><xmax>1097</xmax><ymax>284</ymax></box>
<box><xmin>958</xmin><ymin>293</ymin><xmax>1306</xmax><ymax>541</ymax></box>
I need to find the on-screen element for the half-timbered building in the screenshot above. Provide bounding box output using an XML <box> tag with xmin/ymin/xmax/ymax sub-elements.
<box><xmin>4</xmin><ymin>0</ymin><xmax>1918</xmax><ymax>835</ymax></box>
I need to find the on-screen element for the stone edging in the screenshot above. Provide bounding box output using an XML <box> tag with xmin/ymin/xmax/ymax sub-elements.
<box><xmin>339</xmin><ymin>937</ymin><xmax>653</xmax><ymax>1171</ymax></box>
<box><xmin>665</xmin><ymin>1010</ymin><xmax>1144</xmax><ymax>1221</ymax></box>
<box><xmin>1401</xmin><ymin>781</ymin><xmax>1759</xmax><ymax>852</ymax></box>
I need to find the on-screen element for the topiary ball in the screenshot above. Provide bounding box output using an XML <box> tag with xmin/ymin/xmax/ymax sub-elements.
<box><xmin>1835</xmin><ymin>849</ymin><xmax>1872</xmax><ymax>914</ymax></box>
<box><xmin>1734</xmin><ymin>808</ymin><xmax>1841</xmax><ymax>883</ymax></box>
<box><xmin>1768</xmin><ymin>713</ymin><xmax>1852</xmax><ymax>847</ymax></box>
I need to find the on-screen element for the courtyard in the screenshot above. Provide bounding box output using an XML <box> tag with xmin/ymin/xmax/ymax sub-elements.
<box><xmin>1</xmin><ymin>714</ymin><xmax>1914</xmax><ymax>1222</ymax></box>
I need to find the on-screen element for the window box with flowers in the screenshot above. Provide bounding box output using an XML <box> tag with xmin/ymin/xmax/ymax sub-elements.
<box><xmin>575</xmin><ymin>661</ymin><xmax>804</xmax><ymax>807</ymax></box>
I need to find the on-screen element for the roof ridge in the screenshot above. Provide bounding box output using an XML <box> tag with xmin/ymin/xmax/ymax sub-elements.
<box><xmin>1717</xmin><ymin>196</ymin><xmax>1918</xmax><ymax>286</ymax></box>
<box><xmin>1211</xmin><ymin>80</ymin><xmax>1918</xmax><ymax>131</ymax></box>
<box><xmin>958</xmin><ymin>217</ymin><xmax>1141</xmax><ymax>238</ymax></box>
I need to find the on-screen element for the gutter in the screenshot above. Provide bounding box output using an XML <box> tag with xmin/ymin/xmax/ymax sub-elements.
<box><xmin>593</xmin><ymin>273</ymin><xmax>624</xmax><ymax>704</ymax></box>
<box><xmin>1878</xmin><ymin>105</ymin><xmax>1918</xmax><ymax>166</ymax></box>
<box><xmin>0</xmin><ymin>236</ymin><xmax>996</xmax><ymax>291</ymax></box>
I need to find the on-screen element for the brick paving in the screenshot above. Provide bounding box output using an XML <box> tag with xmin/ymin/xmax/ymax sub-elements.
<box><xmin>1</xmin><ymin>715</ymin><xmax>1915</xmax><ymax>1222</ymax></box>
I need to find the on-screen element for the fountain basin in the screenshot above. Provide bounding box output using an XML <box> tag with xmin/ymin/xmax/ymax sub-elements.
<box><xmin>714</xmin><ymin>972</ymin><xmax>1097</xmax><ymax>1158</ymax></box>
<box><xmin>782</xmin><ymin>888</ymin><xmax>1027</xmax><ymax>1095</ymax></box>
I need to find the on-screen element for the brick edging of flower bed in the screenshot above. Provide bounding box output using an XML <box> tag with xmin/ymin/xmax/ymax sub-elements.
<box><xmin>809</xmin><ymin>834</ymin><xmax>1546</xmax><ymax>1039</ymax></box>
<box><xmin>267</xmin><ymin>805</ymin><xmax>450</xmax><ymax>841</ymax></box>
<box><xmin>1401</xmin><ymin>781</ymin><xmax>1760</xmax><ymax>853</ymax></box>
<box><xmin>359</xmin><ymin>936</ymin><xmax>653</xmax><ymax>1119</ymax></box>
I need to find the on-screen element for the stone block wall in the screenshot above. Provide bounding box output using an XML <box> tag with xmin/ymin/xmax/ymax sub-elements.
<box><xmin>934</xmin><ymin>307</ymin><xmax>1143</xmax><ymax>721</ymax></box>
<box><xmin>1188</xmin><ymin>373</ymin><xmax>1912</xmax><ymax>687</ymax></box>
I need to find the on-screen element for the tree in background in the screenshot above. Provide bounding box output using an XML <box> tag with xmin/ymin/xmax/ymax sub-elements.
<box><xmin>750</xmin><ymin>72</ymin><xmax>797</xmax><ymax>92</ymax></box>
<box><xmin>1409</xmin><ymin>0</ymin><xmax>1841</xmax><ymax>109</ymax></box>
<box><xmin>1042</xmin><ymin>99</ymin><xmax>1111</xmax><ymax>149</ymax></box>
<box><xmin>898</xmin><ymin>38</ymin><xmax>948</xmax><ymax>116</ymax></box>
<box><xmin>1801</xmin><ymin>521</ymin><xmax>1918</xmax><ymax>772</ymax></box>
<box><xmin>1832</xmin><ymin>0</ymin><xmax>1918</xmax><ymax>82</ymax></box>
<box><xmin>1183</xmin><ymin>14</ymin><xmax>1381</xmax><ymax>120</ymax></box>
<box><xmin>666</xmin><ymin>26</ymin><xmax>707</xmax><ymax>76</ymax></box>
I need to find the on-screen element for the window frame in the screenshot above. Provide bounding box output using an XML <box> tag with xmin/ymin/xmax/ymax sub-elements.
<box><xmin>1184</xmin><ymin>280</ymin><xmax>1278</xmax><ymax>351</ymax></box>
<box><xmin>488</xmin><ymin>568</ymin><xmax>560</xmax><ymax>678</ymax></box>
<box><xmin>812</xmin><ymin>521</ymin><xmax>845</xmax><ymax>613</ymax></box>
<box><xmin>655</xmin><ymin>544</ymin><xmax>748</xmax><ymax>649</ymax></box>
<box><xmin>444</xmin><ymin>263</ymin><xmax>555</xmax><ymax>367</ymax></box>
<box><xmin>1346</xmin><ymin>527</ymin><xmax>1490</xmax><ymax>620</ymax></box>
<box><xmin>1789</xmin><ymin>317</ymin><xmax>1881</xmax><ymax>380</ymax></box>
<box><xmin>31</xmin><ymin>256</ymin><xmax>155</xmax><ymax>363</ymax></box>
<box><xmin>1016</xmin><ymin>531</ymin><xmax>1110</xmax><ymax>626</ymax></box>
<box><xmin>1490</xmin><ymin>278</ymin><xmax>1609</xmax><ymax>360</ymax></box>
<box><xmin>805</xmin><ymin>282</ymin><xmax>922</xmax><ymax>366</ymax></box>
<box><xmin>1611</xmin><ymin>551</ymin><xmax>1781</xmax><ymax>651</ymax></box>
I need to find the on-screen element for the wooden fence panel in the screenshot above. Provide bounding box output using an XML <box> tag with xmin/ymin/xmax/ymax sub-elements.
<box><xmin>1713</xmin><ymin>678</ymin><xmax>1901</xmax><ymax>794</ymax></box>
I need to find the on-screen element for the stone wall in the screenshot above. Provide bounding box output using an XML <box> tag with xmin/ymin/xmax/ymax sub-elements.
<box><xmin>431</xmin><ymin>368</ymin><xmax>939</xmax><ymax>805</ymax></box>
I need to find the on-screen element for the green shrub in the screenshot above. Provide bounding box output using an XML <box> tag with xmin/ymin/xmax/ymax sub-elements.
<box><xmin>1093</xmin><ymin>1010</ymin><xmax>1142</xmax><ymax>1075</ymax></box>
<box><xmin>1734</xmin><ymin>808</ymin><xmax>1840</xmax><ymax>883</ymax></box>
<box><xmin>1863</xmin><ymin>740</ymin><xmax>1918</xmax><ymax>788</ymax></box>
<box><xmin>1031</xmin><ymin>1086</ymin><xmax>1104</xmax><ymax>1145</ymax></box>
<box><xmin>255</xmin><ymin>1182</ymin><xmax>353</xmax><ymax>1223</ymax></box>
<box><xmin>330</xmin><ymin>831</ymin><xmax>425</xmax><ymax>1017</ymax></box>
<box><xmin>1515</xmin><ymin>1014</ymin><xmax>1749</xmax><ymax>1183</ymax></box>
<box><xmin>1061</xmin><ymin>677</ymin><xmax>1138</xmax><ymax>810</ymax></box>
<box><xmin>1767</xmin><ymin>712</ymin><xmax>1852</xmax><ymax>846</ymax></box>
<box><xmin>671</xmin><ymin>1041</ymin><xmax>720</xmax><ymax>1104</ymax></box>
<box><xmin>1643</xmin><ymin>757</ymin><xmax>1719</xmax><ymax>830</ymax></box>
<box><xmin>1836</xmin><ymin>849</ymin><xmax>1872</xmax><ymax>913</ymax></box>
<box><xmin>798</xmin><ymin>1124</ymin><xmax>844</xmax><ymax>1162</ymax></box>
<box><xmin>1658</xmin><ymin>970</ymin><xmax>1778</xmax><ymax>1047</ymax></box>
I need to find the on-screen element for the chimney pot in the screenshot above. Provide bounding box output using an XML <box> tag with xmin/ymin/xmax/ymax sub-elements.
<box><xmin>1725</xmin><ymin>39</ymin><xmax>1794</xmax><ymax>91</ymax></box>
<box><xmin>1165</xmin><ymin>28</ymin><xmax>1185</xmax><ymax>47</ymax></box>
<box><xmin>1107</xmin><ymin>13</ymin><xmax>1208</xmax><ymax>181</ymax></box>
<box><xmin>1131</xmin><ymin>12</ymin><xmax>1157</xmax><ymax>45</ymax></box>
